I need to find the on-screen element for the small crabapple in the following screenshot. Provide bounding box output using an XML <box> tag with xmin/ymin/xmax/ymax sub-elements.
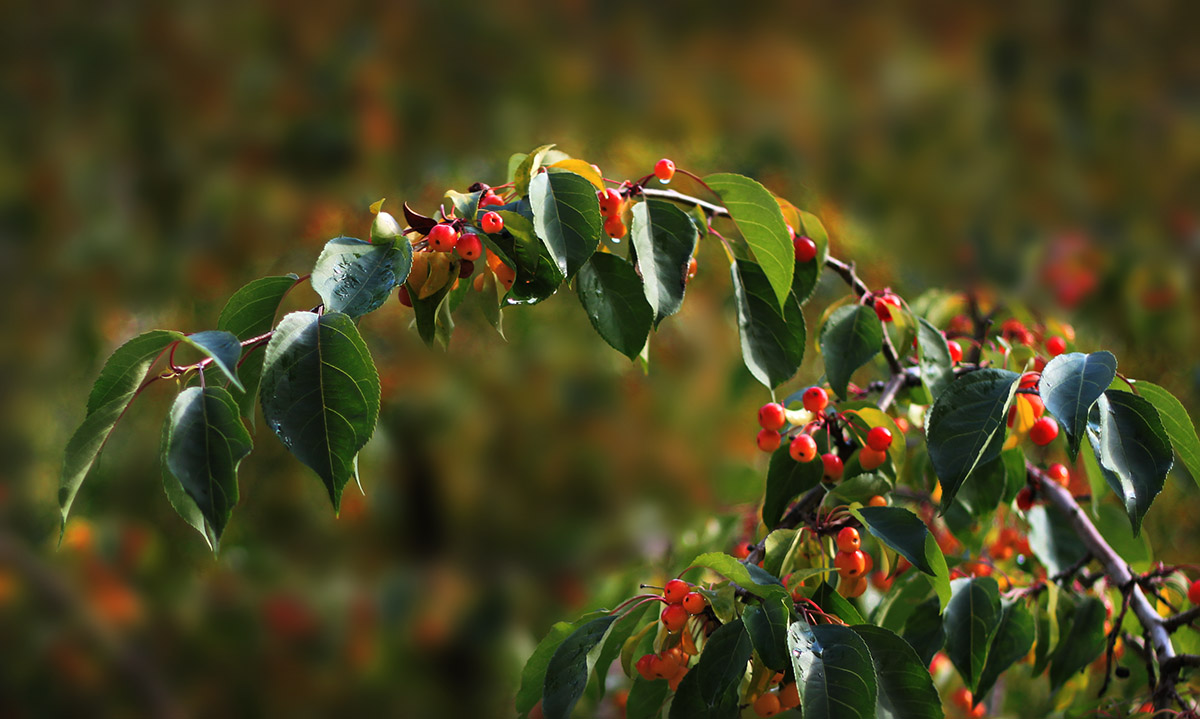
<box><xmin>604</xmin><ymin>214</ymin><xmax>627</xmax><ymax>239</ymax></box>
<box><xmin>663</xmin><ymin>579</ymin><xmax>690</xmax><ymax>604</ymax></box>
<box><xmin>866</xmin><ymin>426</ymin><xmax>893</xmax><ymax>452</ymax></box>
<box><xmin>1046</xmin><ymin>336</ymin><xmax>1067</xmax><ymax>356</ymax></box>
<box><xmin>682</xmin><ymin>592</ymin><xmax>707</xmax><ymax>615</ymax></box>
<box><xmin>790</xmin><ymin>434</ymin><xmax>818</xmax><ymax>463</ymax></box>
<box><xmin>779</xmin><ymin>683</ymin><xmax>800</xmax><ymax>710</ymax></box>
<box><xmin>1030</xmin><ymin>417</ymin><xmax>1060</xmax><ymax>446</ymax></box>
<box><xmin>732</xmin><ymin>541</ymin><xmax>753</xmax><ymax>559</ymax></box>
<box><xmin>758</xmin><ymin>402</ymin><xmax>787</xmax><ymax>431</ymax></box>
<box><xmin>635</xmin><ymin>654</ymin><xmax>656</xmax><ymax>681</ymax></box>
<box><xmin>947</xmin><ymin>339</ymin><xmax>963</xmax><ymax>363</ymax></box>
<box><xmin>428</xmin><ymin>223</ymin><xmax>459</xmax><ymax>252</ymax></box>
<box><xmin>456</xmin><ymin>233</ymin><xmax>483</xmax><ymax>261</ymax></box>
<box><xmin>867</xmin><ymin>494</ymin><xmax>887</xmax><ymax>507</ymax></box>
<box><xmin>654</xmin><ymin>158</ymin><xmax>676</xmax><ymax>183</ymax></box>
<box><xmin>661</xmin><ymin>603</ymin><xmax>688</xmax><ymax>632</ymax></box>
<box><xmin>859</xmin><ymin>446</ymin><xmax>887</xmax><ymax>471</ymax></box>
<box><xmin>479</xmin><ymin>192</ymin><xmax>504</xmax><ymax>208</ymax></box>
<box><xmin>757</xmin><ymin>429</ymin><xmax>782</xmax><ymax>452</ymax></box>
<box><xmin>494</xmin><ymin>262</ymin><xmax>516</xmax><ymax>290</ymax></box>
<box><xmin>821</xmin><ymin>453</ymin><xmax>844</xmax><ymax>481</ymax></box>
<box><xmin>803</xmin><ymin>386</ymin><xmax>829</xmax><ymax>414</ymax></box>
<box><xmin>1016</xmin><ymin>486</ymin><xmax>1036</xmax><ymax>511</ymax></box>
<box><xmin>397</xmin><ymin>285</ymin><xmax>413</xmax><ymax>307</ymax></box>
<box><xmin>480</xmin><ymin>211</ymin><xmax>504</xmax><ymax>234</ymax></box>
<box><xmin>835</xmin><ymin>549</ymin><xmax>867</xmax><ymax>578</ymax></box>
<box><xmin>794</xmin><ymin>236</ymin><xmax>817</xmax><ymax>263</ymax></box>
<box><xmin>753</xmin><ymin>692</ymin><xmax>781</xmax><ymax>718</ymax></box>
<box><xmin>598</xmin><ymin>188</ymin><xmax>622</xmax><ymax>216</ymax></box>
<box><xmin>1188</xmin><ymin>578</ymin><xmax>1200</xmax><ymax>605</ymax></box>
<box><xmin>836</xmin><ymin>527</ymin><xmax>861</xmax><ymax>553</ymax></box>
<box><xmin>1046</xmin><ymin>463</ymin><xmax>1070</xmax><ymax>487</ymax></box>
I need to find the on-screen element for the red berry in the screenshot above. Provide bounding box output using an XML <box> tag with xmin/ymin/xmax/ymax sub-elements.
<box><xmin>873</xmin><ymin>297</ymin><xmax>893</xmax><ymax>322</ymax></box>
<box><xmin>686</xmin><ymin>256</ymin><xmax>698</xmax><ymax>281</ymax></box>
<box><xmin>1030</xmin><ymin>417</ymin><xmax>1060</xmax><ymax>446</ymax></box>
<box><xmin>1046</xmin><ymin>336</ymin><xmax>1067</xmax><ymax>356</ymax></box>
<box><xmin>834</xmin><ymin>549</ymin><xmax>867</xmax><ymax>578</ymax></box>
<box><xmin>821</xmin><ymin>453</ymin><xmax>844</xmax><ymax>481</ymax></box>
<box><xmin>1019</xmin><ymin>372</ymin><xmax>1041</xmax><ymax>389</ymax></box>
<box><xmin>598</xmin><ymin>188</ymin><xmax>622</xmax><ymax>216</ymax></box>
<box><xmin>794</xmin><ymin>236</ymin><xmax>817</xmax><ymax>263</ymax></box>
<box><xmin>753</xmin><ymin>692</ymin><xmax>781</xmax><ymax>718</ymax></box>
<box><xmin>428</xmin><ymin>223</ymin><xmax>459</xmax><ymax>252</ymax></box>
<box><xmin>480</xmin><ymin>211</ymin><xmax>504</xmax><ymax>234</ymax></box>
<box><xmin>1188</xmin><ymin>579</ymin><xmax>1200</xmax><ymax>605</ymax></box>
<box><xmin>947</xmin><ymin>339</ymin><xmax>963</xmax><ymax>363</ymax></box>
<box><xmin>1016</xmin><ymin>486</ymin><xmax>1035</xmax><ymax>511</ymax></box>
<box><xmin>604</xmin><ymin>214</ymin><xmax>627</xmax><ymax>239</ymax></box>
<box><xmin>682</xmin><ymin>592</ymin><xmax>707</xmax><ymax>615</ymax></box>
<box><xmin>866</xmin><ymin>426</ymin><xmax>893</xmax><ymax>452</ymax></box>
<box><xmin>661</xmin><ymin>603</ymin><xmax>688</xmax><ymax>632</ymax></box>
<box><xmin>456</xmin><ymin>233</ymin><xmax>483</xmax><ymax>261</ymax></box>
<box><xmin>635</xmin><ymin>654</ymin><xmax>656</xmax><ymax>681</ymax></box>
<box><xmin>1046</xmin><ymin>463</ymin><xmax>1070</xmax><ymax>487</ymax></box>
<box><xmin>654</xmin><ymin>158</ymin><xmax>676</xmax><ymax>182</ymax></box>
<box><xmin>732</xmin><ymin>541</ymin><xmax>752</xmax><ymax>559</ymax></box>
<box><xmin>757</xmin><ymin>429</ymin><xmax>782</xmax><ymax>453</ymax></box>
<box><xmin>836</xmin><ymin>527</ymin><xmax>861</xmax><ymax>553</ymax></box>
<box><xmin>479</xmin><ymin>192</ymin><xmax>504</xmax><ymax>208</ymax></box>
<box><xmin>758</xmin><ymin>402</ymin><xmax>787</xmax><ymax>431</ymax></box>
<box><xmin>397</xmin><ymin>285</ymin><xmax>413</xmax><ymax>307</ymax></box>
<box><xmin>790</xmin><ymin>434</ymin><xmax>818</xmax><ymax>463</ymax></box>
<box><xmin>859</xmin><ymin>447</ymin><xmax>887</xmax><ymax>471</ymax></box>
<box><xmin>803</xmin><ymin>387</ymin><xmax>829</xmax><ymax>414</ymax></box>
<box><xmin>951</xmin><ymin>687</ymin><xmax>973</xmax><ymax>711</ymax></box>
<box><xmin>663</xmin><ymin>579</ymin><xmax>690</xmax><ymax>604</ymax></box>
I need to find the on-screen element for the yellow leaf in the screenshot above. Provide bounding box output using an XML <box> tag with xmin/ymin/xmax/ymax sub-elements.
<box><xmin>369</xmin><ymin>198</ymin><xmax>386</xmax><ymax>215</ymax></box>
<box><xmin>549</xmin><ymin>159</ymin><xmax>605</xmax><ymax>190</ymax></box>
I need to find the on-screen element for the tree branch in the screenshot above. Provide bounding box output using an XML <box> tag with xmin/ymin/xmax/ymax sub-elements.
<box><xmin>1164</xmin><ymin>606</ymin><xmax>1200</xmax><ymax>633</ymax></box>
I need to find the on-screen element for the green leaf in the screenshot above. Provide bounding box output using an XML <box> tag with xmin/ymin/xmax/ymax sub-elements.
<box><xmin>629</xmin><ymin>199</ymin><xmax>699</xmax><ymax>327</ymax></box>
<box><xmin>689</xmin><ymin>552</ymin><xmax>787</xmax><ymax>601</ymax></box>
<box><xmin>160</xmin><ymin>416</ymin><xmax>216</xmax><ymax>550</ymax></box>
<box><xmin>744</xmin><ymin>594</ymin><xmax>793</xmax><ymax>672</ymax></box>
<box><xmin>259</xmin><ymin>312</ymin><xmax>381</xmax><ymax>511</ymax></box>
<box><xmin>669</xmin><ymin>619</ymin><xmax>752</xmax><ymax>719</ymax></box>
<box><xmin>1039</xmin><ymin>351</ymin><xmax>1118</xmax><ymax>460</ymax></box>
<box><xmin>954</xmin><ymin>454</ymin><xmax>1008</xmax><ymax>519</ymax></box>
<box><xmin>311</xmin><ymin>236</ymin><xmax>412</xmax><ymax>319</ymax></box>
<box><xmin>873</xmin><ymin>571</ymin><xmax>935</xmax><ymax>634</ymax></box>
<box><xmin>789</xmin><ymin>621</ymin><xmax>879</xmax><ymax>719</ymax></box>
<box><xmin>852</xmin><ymin>506</ymin><xmax>940</xmax><ymax>577</ymax></box>
<box><xmin>974</xmin><ymin>599</ymin><xmax>1035</xmax><ymax>703</ymax></box>
<box><xmin>762</xmin><ymin>444</ymin><xmax>823</xmax><ymax>527</ymax></box>
<box><xmin>730</xmin><ymin>260</ymin><xmax>806</xmax><ymax>390</ymax></box>
<box><xmin>901</xmin><ymin>596</ymin><xmax>946</xmax><ymax>667</ymax></box>
<box><xmin>542</xmin><ymin>614</ymin><xmax>619</xmax><ymax>719</ymax></box>
<box><xmin>809</xmin><ymin>581</ymin><xmax>866</xmax><ymax>625</ymax></box>
<box><xmin>1026</xmin><ymin>503</ymin><xmax>1089</xmax><ymax>576</ymax></box>
<box><xmin>1135</xmin><ymin>380</ymin><xmax>1200</xmax><ymax>487</ymax></box>
<box><xmin>217</xmin><ymin>275</ymin><xmax>299</xmax><ymax>423</ymax></box>
<box><xmin>1088</xmin><ymin>390</ymin><xmax>1174</xmax><ymax>534</ymax></box>
<box><xmin>180</xmin><ymin>331</ymin><xmax>244</xmax><ymax>392</ymax></box>
<box><xmin>916</xmin><ymin>318</ymin><xmax>955</xmax><ymax>403</ymax></box>
<box><xmin>61</xmin><ymin>330</ymin><xmax>178</xmax><ymax>525</ymax></box>
<box><xmin>941</xmin><ymin>577</ymin><xmax>1002</xmax><ymax>692</ymax></box>
<box><xmin>1032</xmin><ymin>586</ymin><xmax>1062</xmax><ymax>676</ymax></box>
<box><xmin>926</xmin><ymin>369</ymin><xmax>1020</xmax><ymax>510</ymax></box>
<box><xmin>409</xmin><ymin>260</ymin><xmax>458</xmax><ymax>348</ymax></box>
<box><xmin>575</xmin><ymin>252</ymin><xmax>653</xmax><ymax>360</ymax></box>
<box><xmin>625</xmin><ymin>676</ymin><xmax>669</xmax><ymax>719</ymax></box>
<box><xmin>488</xmin><ymin>210</ymin><xmax>563</xmax><ymax>305</ymax></box>
<box><xmin>706</xmin><ymin>173</ymin><xmax>795</xmax><ymax>308</ymax></box>
<box><xmin>850</xmin><ymin>624</ymin><xmax>944</xmax><ymax>719</ymax></box>
<box><xmin>529</xmin><ymin>170</ymin><xmax>602</xmax><ymax>281</ymax></box>
<box><xmin>162</xmin><ymin>386</ymin><xmax>252</xmax><ymax>548</ymax></box>
<box><xmin>444</xmin><ymin>189</ymin><xmax>481</xmax><ymax>221</ymax></box>
<box><xmin>588</xmin><ymin>603</ymin><xmax>649</xmax><ymax>702</ymax></box>
<box><xmin>1048</xmin><ymin>597</ymin><xmax>1106</xmax><ymax>691</ymax></box>
<box><xmin>513</xmin><ymin>143</ymin><xmax>556</xmax><ymax>198</ymax></box>
<box><xmin>819</xmin><ymin>305</ymin><xmax>884</xmax><ymax>400</ymax></box>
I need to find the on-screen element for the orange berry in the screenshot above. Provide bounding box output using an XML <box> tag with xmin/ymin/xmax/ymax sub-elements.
<box><xmin>836</xmin><ymin>527</ymin><xmax>861</xmax><ymax>553</ymax></box>
<box><xmin>753</xmin><ymin>692</ymin><xmax>782</xmax><ymax>718</ymax></box>
<box><xmin>859</xmin><ymin>446</ymin><xmax>887</xmax><ymax>471</ymax></box>
<box><xmin>866</xmin><ymin>426</ymin><xmax>893</xmax><ymax>451</ymax></box>
<box><xmin>779</xmin><ymin>683</ymin><xmax>800</xmax><ymax>709</ymax></box>
<box><xmin>494</xmin><ymin>262</ymin><xmax>516</xmax><ymax>290</ymax></box>
<box><xmin>821</xmin><ymin>453</ymin><xmax>844</xmax><ymax>481</ymax></box>
<box><xmin>663</xmin><ymin>579</ymin><xmax>689</xmax><ymax>604</ymax></box>
<box><xmin>803</xmin><ymin>387</ymin><xmax>829</xmax><ymax>413</ymax></box>
<box><xmin>661</xmin><ymin>603</ymin><xmax>688</xmax><ymax>632</ymax></box>
<box><xmin>790</xmin><ymin>434</ymin><xmax>818</xmax><ymax>463</ymax></box>
<box><xmin>604</xmin><ymin>214</ymin><xmax>627</xmax><ymax>239</ymax></box>
<box><xmin>868</xmin><ymin>495</ymin><xmax>887</xmax><ymax>507</ymax></box>
<box><xmin>654</xmin><ymin>158</ymin><xmax>676</xmax><ymax>183</ymax></box>
<box><xmin>686</xmin><ymin>256</ymin><xmax>698</xmax><ymax>281</ymax></box>
<box><xmin>682</xmin><ymin>592</ymin><xmax>707</xmax><ymax>615</ymax></box>
<box><xmin>951</xmin><ymin>687</ymin><xmax>973</xmax><ymax>711</ymax></box>
<box><xmin>759</xmin><ymin>402</ymin><xmax>787</xmax><ymax>431</ymax></box>
<box><xmin>732</xmin><ymin>541</ymin><xmax>752</xmax><ymax>560</ymax></box>
<box><xmin>635</xmin><ymin>653</ymin><xmax>656</xmax><ymax>681</ymax></box>
<box><xmin>1046</xmin><ymin>463</ymin><xmax>1070</xmax><ymax>487</ymax></box>
<box><xmin>757</xmin><ymin>429</ymin><xmax>782</xmax><ymax>452</ymax></box>
<box><xmin>835</xmin><ymin>549</ymin><xmax>867</xmax><ymax>579</ymax></box>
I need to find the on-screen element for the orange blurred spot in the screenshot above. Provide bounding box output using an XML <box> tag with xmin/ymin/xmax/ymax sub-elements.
<box><xmin>61</xmin><ymin>521</ymin><xmax>94</xmax><ymax>553</ymax></box>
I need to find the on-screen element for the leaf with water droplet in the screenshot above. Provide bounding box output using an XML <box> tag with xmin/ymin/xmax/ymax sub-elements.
<box><xmin>311</xmin><ymin>236</ymin><xmax>412</xmax><ymax>318</ymax></box>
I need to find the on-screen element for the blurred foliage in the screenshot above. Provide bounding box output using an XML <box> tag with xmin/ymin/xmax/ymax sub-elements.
<box><xmin>1</xmin><ymin>1</ymin><xmax>1198</xmax><ymax>716</ymax></box>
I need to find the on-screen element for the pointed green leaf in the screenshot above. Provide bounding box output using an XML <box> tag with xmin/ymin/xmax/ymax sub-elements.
<box><xmin>901</xmin><ymin>596</ymin><xmax>946</xmax><ymax>667</ymax></box>
<box><xmin>444</xmin><ymin>189</ymin><xmax>481</xmax><ymax>222</ymax></box>
<box><xmin>625</xmin><ymin>676</ymin><xmax>669</xmax><ymax>719</ymax></box>
<box><xmin>576</xmin><ymin>252</ymin><xmax>653</xmax><ymax>360</ymax></box>
<box><xmin>927</xmin><ymin>369</ymin><xmax>1020</xmax><ymax>510</ymax></box>
<box><xmin>954</xmin><ymin>454</ymin><xmax>1008</xmax><ymax>519</ymax></box>
<box><xmin>311</xmin><ymin>236</ymin><xmax>412</xmax><ymax>319</ymax></box>
<box><xmin>974</xmin><ymin>599</ymin><xmax>1034</xmax><ymax>703</ymax></box>
<box><xmin>1039</xmin><ymin>351</ymin><xmax>1117</xmax><ymax>460</ymax></box>
<box><xmin>669</xmin><ymin>619</ymin><xmax>752</xmax><ymax>719</ymax></box>
<box><xmin>1026</xmin><ymin>503</ymin><xmax>1089</xmax><ymax>576</ymax></box>
<box><xmin>486</xmin><ymin>210</ymin><xmax>563</xmax><ymax>305</ymax></box>
<box><xmin>744</xmin><ymin>594</ymin><xmax>793</xmax><ymax>671</ymax></box>
<box><xmin>1032</xmin><ymin>586</ymin><xmax>1063</xmax><ymax>676</ymax></box>
<box><xmin>1133</xmin><ymin>380</ymin><xmax>1200</xmax><ymax>488</ymax></box>
<box><xmin>259</xmin><ymin>312</ymin><xmax>380</xmax><ymax>511</ymax></box>
<box><xmin>160</xmin><ymin>416</ymin><xmax>217</xmax><ymax>550</ymax></box>
<box><xmin>852</xmin><ymin>507</ymin><xmax>947</xmax><ymax>581</ymax></box>
<box><xmin>60</xmin><ymin>398</ymin><xmax>136</xmax><ymax>527</ymax></box>
<box><xmin>529</xmin><ymin>170</ymin><xmax>602</xmax><ymax>281</ymax></box>
<box><xmin>180</xmin><ymin>331</ymin><xmax>244</xmax><ymax>392</ymax></box>
<box><xmin>850</xmin><ymin>624</ymin><xmax>944</xmax><ymax>719</ymax></box>
<box><xmin>162</xmin><ymin>386</ymin><xmax>252</xmax><ymax>546</ymax></box>
<box><xmin>809</xmin><ymin>581</ymin><xmax>866</xmax><ymax>625</ymax></box>
<box><xmin>941</xmin><ymin>577</ymin><xmax>1002</xmax><ymax>692</ymax></box>
<box><xmin>916</xmin><ymin>318</ymin><xmax>955</xmax><ymax>403</ymax></box>
<box><xmin>409</xmin><ymin>262</ymin><xmax>458</xmax><ymax>348</ymax></box>
<box><xmin>706</xmin><ymin>173</ymin><xmax>794</xmax><ymax>308</ymax></box>
<box><xmin>588</xmin><ymin>603</ymin><xmax>650</xmax><ymax>702</ymax></box>
<box><xmin>1088</xmin><ymin>390</ymin><xmax>1174</xmax><ymax>534</ymax></box>
<box><xmin>819</xmin><ymin>305</ymin><xmax>884</xmax><ymax>400</ymax></box>
<box><xmin>218</xmin><ymin>275</ymin><xmax>299</xmax><ymax>423</ymax></box>
<box><xmin>731</xmin><ymin>260</ymin><xmax>805</xmax><ymax>390</ymax></box>
<box><xmin>629</xmin><ymin>199</ymin><xmax>699</xmax><ymax>327</ymax></box>
<box><xmin>542</xmin><ymin>614</ymin><xmax>619</xmax><ymax>719</ymax></box>
<box><xmin>513</xmin><ymin>143</ymin><xmax>556</xmax><ymax>198</ymax></box>
<box><xmin>873</xmin><ymin>571</ymin><xmax>936</xmax><ymax>634</ymax></box>
<box><xmin>762</xmin><ymin>443</ymin><xmax>823</xmax><ymax>527</ymax></box>
<box><xmin>789</xmin><ymin>621</ymin><xmax>879</xmax><ymax>719</ymax></box>
<box><xmin>689</xmin><ymin>552</ymin><xmax>788</xmax><ymax>601</ymax></box>
<box><xmin>1048</xmin><ymin>597</ymin><xmax>1106</xmax><ymax>691</ymax></box>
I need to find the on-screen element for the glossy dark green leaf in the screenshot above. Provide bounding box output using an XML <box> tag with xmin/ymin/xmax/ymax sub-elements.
<box><xmin>625</xmin><ymin>676</ymin><xmax>669</xmax><ymax>719</ymax></box>
<box><xmin>543</xmin><ymin>614</ymin><xmax>619</xmax><ymax>719</ymax></box>
<box><xmin>901</xmin><ymin>596</ymin><xmax>946</xmax><ymax>667</ymax></box>
<box><xmin>1000</xmin><ymin>448</ymin><xmax>1027</xmax><ymax>503</ymax></box>
<box><xmin>1048</xmin><ymin>597</ymin><xmax>1106</xmax><ymax>691</ymax></box>
<box><xmin>444</xmin><ymin>189</ymin><xmax>481</xmax><ymax>221</ymax></box>
<box><xmin>629</xmin><ymin>199</ymin><xmax>698</xmax><ymax>327</ymax></box>
<box><xmin>731</xmin><ymin>260</ymin><xmax>805</xmax><ymax>390</ymax></box>
<box><xmin>1135</xmin><ymin>380</ymin><xmax>1200</xmax><ymax>487</ymax></box>
<box><xmin>872</xmin><ymin>570</ymin><xmax>935</xmax><ymax>634</ymax></box>
<box><xmin>489</xmin><ymin>210</ymin><xmax>563</xmax><ymax>305</ymax></box>
<box><xmin>669</xmin><ymin>619</ymin><xmax>751</xmax><ymax>719</ymax></box>
<box><xmin>941</xmin><ymin>577</ymin><xmax>1002</xmax><ymax>692</ymax></box>
<box><xmin>954</xmin><ymin>454</ymin><xmax>1007</xmax><ymax>519</ymax></box>
<box><xmin>1026</xmin><ymin>504</ymin><xmax>1089</xmax><ymax>576</ymax></box>
<box><xmin>819</xmin><ymin>305</ymin><xmax>883</xmax><ymax>400</ymax></box>
<box><xmin>762</xmin><ymin>444</ymin><xmax>824</xmax><ymax>527</ymax></box>
<box><xmin>311</xmin><ymin>236</ymin><xmax>412</xmax><ymax>319</ymax></box>
<box><xmin>745</xmin><ymin>594</ymin><xmax>793</xmax><ymax>672</ymax></box>
<box><xmin>160</xmin><ymin>416</ymin><xmax>216</xmax><ymax>550</ymax></box>
<box><xmin>259</xmin><ymin>312</ymin><xmax>380</xmax><ymax>511</ymax></box>
<box><xmin>690</xmin><ymin>552</ymin><xmax>788</xmax><ymax>601</ymax></box>
<box><xmin>529</xmin><ymin>170</ymin><xmax>602</xmax><ymax>281</ymax></box>
<box><xmin>974</xmin><ymin>599</ymin><xmax>1035</xmax><ymax>703</ymax></box>
<box><xmin>853</xmin><ymin>506</ymin><xmax>941</xmax><ymax>577</ymax></box>
<box><xmin>409</xmin><ymin>264</ymin><xmax>457</xmax><ymax>348</ymax></box>
<box><xmin>809</xmin><ymin>581</ymin><xmax>866</xmax><ymax>625</ymax></box>
<box><xmin>162</xmin><ymin>386</ymin><xmax>252</xmax><ymax>548</ymax></box>
<box><xmin>851</xmin><ymin>624</ymin><xmax>944</xmax><ymax>719</ymax></box>
<box><xmin>217</xmin><ymin>275</ymin><xmax>299</xmax><ymax>423</ymax></box>
<box><xmin>706</xmin><ymin>173</ymin><xmax>795</xmax><ymax>308</ymax></box>
<box><xmin>1039</xmin><ymin>351</ymin><xmax>1118</xmax><ymax>460</ymax></box>
<box><xmin>1089</xmin><ymin>390</ymin><xmax>1175</xmax><ymax>534</ymax></box>
<box><xmin>926</xmin><ymin>369</ymin><xmax>1020</xmax><ymax>510</ymax></box>
<box><xmin>916</xmin><ymin>318</ymin><xmax>955</xmax><ymax>403</ymax></box>
<box><xmin>588</xmin><ymin>603</ymin><xmax>649</xmax><ymax>702</ymax></box>
<box><xmin>180</xmin><ymin>331</ymin><xmax>244</xmax><ymax>392</ymax></box>
<box><xmin>576</xmin><ymin>252</ymin><xmax>653</xmax><ymax>360</ymax></box>
<box><xmin>789</xmin><ymin>621</ymin><xmax>878</xmax><ymax>719</ymax></box>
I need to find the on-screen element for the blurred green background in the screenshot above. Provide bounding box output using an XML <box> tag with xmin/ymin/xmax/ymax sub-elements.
<box><xmin>2</xmin><ymin>2</ymin><xmax>1199</xmax><ymax>717</ymax></box>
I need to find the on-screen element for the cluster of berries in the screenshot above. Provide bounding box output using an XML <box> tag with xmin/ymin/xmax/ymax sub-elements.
<box><xmin>749</xmin><ymin>678</ymin><xmax>800</xmax><ymax>717</ymax></box>
<box><xmin>633</xmin><ymin>578</ymin><xmax>708</xmax><ymax>691</ymax></box>
<box><xmin>833</xmin><ymin>527</ymin><xmax>871</xmax><ymax>599</ymax></box>
<box><xmin>1008</xmin><ymin>372</ymin><xmax>1060</xmax><ymax>447</ymax></box>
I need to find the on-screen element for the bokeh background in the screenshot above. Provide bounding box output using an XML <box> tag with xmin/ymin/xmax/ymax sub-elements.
<box><xmin>2</xmin><ymin>2</ymin><xmax>1199</xmax><ymax>716</ymax></box>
